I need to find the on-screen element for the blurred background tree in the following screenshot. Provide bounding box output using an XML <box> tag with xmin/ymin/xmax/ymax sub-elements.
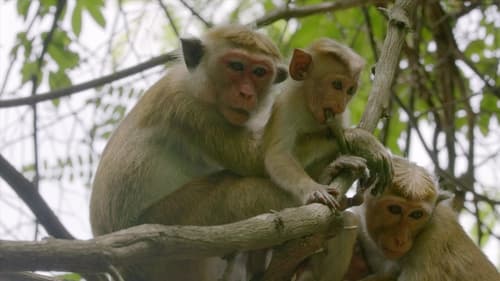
<box><xmin>0</xmin><ymin>0</ymin><xmax>498</xmax><ymax>270</ymax></box>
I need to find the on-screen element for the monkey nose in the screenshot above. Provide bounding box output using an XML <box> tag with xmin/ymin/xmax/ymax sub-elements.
<box><xmin>239</xmin><ymin>91</ymin><xmax>254</xmax><ymax>99</ymax></box>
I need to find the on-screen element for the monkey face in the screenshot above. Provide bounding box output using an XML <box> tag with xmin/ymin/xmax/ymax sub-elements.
<box><xmin>289</xmin><ymin>48</ymin><xmax>359</xmax><ymax>124</ymax></box>
<box><xmin>306</xmin><ymin>73</ymin><xmax>357</xmax><ymax>124</ymax></box>
<box><xmin>214</xmin><ymin>50</ymin><xmax>279</xmax><ymax>126</ymax></box>
<box><xmin>365</xmin><ymin>195</ymin><xmax>432</xmax><ymax>260</ymax></box>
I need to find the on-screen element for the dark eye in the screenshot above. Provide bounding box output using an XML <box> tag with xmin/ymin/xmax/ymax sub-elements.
<box><xmin>228</xmin><ymin>61</ymin><xmax>244</xmax><ymax>71</ymax></box>
<box><xmin>332</xmin><ymin>80</ymin><xmax>343</xmax><ymax>90</ymax></box>
<box><xmin>409</xmin><ymin>210</ymin><xmax>424</xmax><ymax>220</ymax></box>
<box><xmin>347</xmin><ymin>87</ymin><xmax>356</xmax><ymax>96</ymax></box>
<box><xmin>253</xmin><ymin>67</ymin><xmax>267</xmax><ymax>77</ymax></box>
<box><xmin>387</xmin><ymin>205</ymin><xmax>402</xmax><ymax>215</ymax></box>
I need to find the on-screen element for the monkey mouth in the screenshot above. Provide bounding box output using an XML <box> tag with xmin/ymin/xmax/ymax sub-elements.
<box><xmin>324</xmin><ymin>109</ymin><xmax>336</xmax><ymax>123</ymax></box>
<box><xmin>382</xmin><ymin>247</ymin><xmax>405</xmax><ymax>259</ymax></box>
<box><xmin>222</xmin><ymin>106</ymin><xmax>250</xmax><ymax>125</ymax></box>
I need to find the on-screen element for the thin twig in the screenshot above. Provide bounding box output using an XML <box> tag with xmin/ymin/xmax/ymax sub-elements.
<box><xmin>0</xmin><ymin>52</ymin><xmax>178</xmax><ymax>108</ymax></box>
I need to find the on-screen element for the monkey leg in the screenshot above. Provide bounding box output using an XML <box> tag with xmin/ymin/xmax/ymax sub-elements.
<box><xmin>127</xmin><ymin>171</ymin><xmax>301</xmax><ymax>281</ymax></box>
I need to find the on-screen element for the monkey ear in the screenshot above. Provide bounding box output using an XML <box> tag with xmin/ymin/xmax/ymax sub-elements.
<box><xmin>274</xmin><ymin>64</ymin><xmax>288</xmax><ymax>84</ymax></box>
<box><xmin>437</xmin><ymin>190</ymin><xmax>454</xmax><ymax>204</ymax></box>
<box><xmin>180</xmin><ymin>37</ymin><xmax>204</xmax><ymax>71</ymax></box>
<box><xmin>289</xmin><ymin>49</ymin><xmax>312</xmax><ymax>81</ymax></box>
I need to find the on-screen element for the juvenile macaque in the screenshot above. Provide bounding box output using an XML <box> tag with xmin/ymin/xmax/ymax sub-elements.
<box><xmin>347</xmin><ymin>156</ymin><xmax>500</xmax><ymax>281</ymax></box>
<box><xmin>263</xmin><ymin>38</ymin><xmax>392</xmax><ymax>209</ymax></box>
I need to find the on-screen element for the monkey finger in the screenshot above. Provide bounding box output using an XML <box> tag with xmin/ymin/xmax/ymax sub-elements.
<box><xmin>326</xmin><ymin>186</ymin><xmax>340</xmax><ymax>196</ymax></box>
<box><xmin>309</xmin><ymin>191</ymin><xmax>339</xmax><ymax>209</ymax></box>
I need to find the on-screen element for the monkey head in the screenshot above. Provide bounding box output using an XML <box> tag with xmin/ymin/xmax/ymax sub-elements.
<box><xmin>288</xmin><ymin>38</ymin><xmax>365</xmax><ymax>124</ymax></box>
<box><xmin>364</xmin><ymin>193</ymin><xmax>434</xmax><ymax>259</ymax></box>
<box><xmin>363</xmin><ymin>156</ymin><xmax>439</xmax><ymax>260</ymax></box>
<box><xmin>180</xmin><ymin>25</ymin><xmax>287</xmax><ymax>126</ymax></box>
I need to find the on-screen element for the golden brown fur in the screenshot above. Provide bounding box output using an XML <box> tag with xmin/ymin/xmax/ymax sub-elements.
<box><xmin>89</xmin><ymin>25</ymin><xmax>288</xmax><ymax>281</ymax></box>
<box><xmin>398</xmin><ymin>202</ymin><xmax>499</xmax><ymax>281</ymax></box>
<box><xmin>353</xmin><ymin>156</ymin><xmax>499</xmax><ymax>281</ymax></box>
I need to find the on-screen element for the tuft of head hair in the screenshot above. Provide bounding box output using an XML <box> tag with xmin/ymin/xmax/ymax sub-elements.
<box><xmin>306</xmin><ymin>38</ymin><xmax>365</xmax><ymax>77</ymax></box>
<box><xmin>389</xmin><ymin>156</ymin><xmax>439</xmax><ymax>202</ymax></box>
<box><xmin>203</xmin><ymin>24</ymin><xmax>282</xmax><ymax>60</ymax></box>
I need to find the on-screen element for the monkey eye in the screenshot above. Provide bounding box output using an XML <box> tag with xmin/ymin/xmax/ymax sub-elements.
<box><xmin>253</xmin><ymin>67</ymin><xmax>268</xmax><ymax>77</ymax></box>
<box><xmin>387</xmin><ymin>205</ymin><xmax>402</xmax><ymax>215</ymax></box>
<box><xmin>228</xmin><ymin>61</ymin><xmax>244</xmax><ymax>71</ymax></box>
<box><xmin>332</xmin><ymin>80</ymin><xmax>343</xmax><ymax>90</ymax></box>
<box><xmin>347</xmin><ymin>87</ymin><xmax>356</xmax><ymax>96</ymax></box>
<box><xmin>409</xmin><ymin>210</ymin><xmax>424</xmax><ymax>220</ymax></box>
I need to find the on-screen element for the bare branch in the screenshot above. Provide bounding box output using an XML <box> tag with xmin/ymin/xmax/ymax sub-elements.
<box><xmin>0</xmin><ymin>52</ymin><xmax>178</xmax><ymax>108</ymax></box>
<box><xmin>0</xmin><ymin>154</ymin><xmax>73</xmax><ymax>239</ymax></box>
<box><xmin>254</xmin><ymin>0</ymin><xmax>386</xmax><ymax>27</ymax></box>
<box><xmin>178</xmin><ymin>0</ymin><xmax>212</xmax><ymax>27</ymax></box>
<box><xmin>359</xmin><ymin>0</ymin><xmax>418</xmax><ymax>131</ymax></box>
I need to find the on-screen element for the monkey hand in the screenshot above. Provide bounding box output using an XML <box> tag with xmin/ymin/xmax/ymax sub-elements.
<box><xmin>318</xmin><ymin>155</ymin><xmax>369</xmax><ymax>185</ymax></box>
<box><xmin>304</xmin><ymin>184</ymin><xmax>340</xmax><ymax>209</ymax></box>
<box><xmin>344</xmin><ymin>128</ymin><xmax>393</xmax><ymax>196</ymax></box>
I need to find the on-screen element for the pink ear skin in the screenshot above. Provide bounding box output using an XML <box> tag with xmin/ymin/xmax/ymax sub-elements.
<box><xmin>289</xmin><ymin>49</ymin><xmax>313</xmax><ymax>81</ymax></box>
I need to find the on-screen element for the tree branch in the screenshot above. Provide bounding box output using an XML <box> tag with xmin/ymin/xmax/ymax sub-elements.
<box><xmin>0</xmin><ymin>204</ymin><xmax>341</xmax><ymax>273</ymax></box>
<box><xmin>0</xmin><ymin>52</ymin><xmax>178</xmax><ymax>108</ymax></box>
<box><xmin>254</xmin><ymin>0</ymin><xmax>386</xmax><ymax>27</ymax></box>
<box><xmin>0</xmin><ymin>154</ymin><xmax>73</xmax><ymax>239</ymax></box>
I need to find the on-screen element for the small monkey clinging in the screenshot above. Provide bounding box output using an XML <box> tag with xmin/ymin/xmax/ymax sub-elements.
<box><xmin>263</xmin><ymin>38</ymin><xmax>392</xmax><ymax>209</ymax></box>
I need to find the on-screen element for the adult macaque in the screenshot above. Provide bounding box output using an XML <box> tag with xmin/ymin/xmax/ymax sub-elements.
<box><xmin>90</xmin><ymin>25</ymin><xmax>289</xmax><ymax>281</ymax></box>
<box><xmin>346</xmin><ymin>156</ymin><xmax>500</xmax><ymax>281</ymax></box>
<box><xmin>263</xmin><ymin>38</ymin><xmax>392</xmax><ymax>209</ymax></box>
<box><xmin>90</xmin><ymin>25</ymin><xmax>287</xmax><ymax>235</ymax></box>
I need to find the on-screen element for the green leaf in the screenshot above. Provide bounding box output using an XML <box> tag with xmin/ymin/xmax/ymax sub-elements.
<box><xmin>48</xmin><ymin>70</ymin><xmax>72</xmax><ymax>91</ymax></box>
<box><xmin>82</xmin><ymin>0</ymin><xmax>106</xmax><ymax>28</ymax></box>
<box><xmin>39</xmin><ymin>0</ymin><xmax>56</xmax><ymax>15</ymax></box>
<box><xmin>20</xmin><ymin>60</ymin><xmax>40</xmax><ymax>84</ymax></box>
<box><xmin>16</xmin><ymin>0</ymin><xmax>31</xmax><ymax>19</ymax></box>
<box><xmin>47</xmin><ymin>31</ymin><xmax>80</xmax><ymax>70</ymax></box>
<box><xmin>72</xmin><ymin>4</ymin><xmax>83</xmax><ymax>37</ymax></box>
<box><xmin>478</xmin><ymin>94</ymin><xmax>499</xmax><ymax>136</ymax></box>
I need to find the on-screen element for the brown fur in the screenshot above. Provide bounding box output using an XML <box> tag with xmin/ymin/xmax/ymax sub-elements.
<box><xmin>89</xmin><ymin>25</ymin><xmax>288</xmax><ymax>281</ymax></box>
<box><xmin>263</xmin><ymin>38</ymin><xmax>369</xmax><ymax>207</ymax></box>
<box><xmin>353</xmin><ymin>156</ymin><xmax>499</xmax><ymax>281</ymax></box>
<box><xmin>398</xmin><ymin>202</ymin><xmax>499</xmax><ymax>281</ymax></box>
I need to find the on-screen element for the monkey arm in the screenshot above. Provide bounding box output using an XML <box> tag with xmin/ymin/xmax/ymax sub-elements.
<box><xmin>343</xmin><ymin>128</ymin><xmax>393</xmax><ymax>195</ymax></box>
<box><xmin>264</xmin><ymin>138</ymin><xmax>339</xmax><ymax>208</ymax></box>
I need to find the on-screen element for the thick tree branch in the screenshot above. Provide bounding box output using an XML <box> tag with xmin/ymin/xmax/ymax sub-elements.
<box><xmin>0</xmin><ymin>204</ymin><xmax>341</xmax><ymax>273</ymax></box>
<box><xmin>359</xmin><ymin>0</ymin><xmax>417</xmax><ymax>131</ymax></box>
<box><xmin>325</xmin><ymin>0</ymin><xmax>419</xmax><ymax>203</ymax></box>
<box><xmin>0</xmin><ymin>52</ymin><xmax>178</xmax><ymax>108</ymax></box>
